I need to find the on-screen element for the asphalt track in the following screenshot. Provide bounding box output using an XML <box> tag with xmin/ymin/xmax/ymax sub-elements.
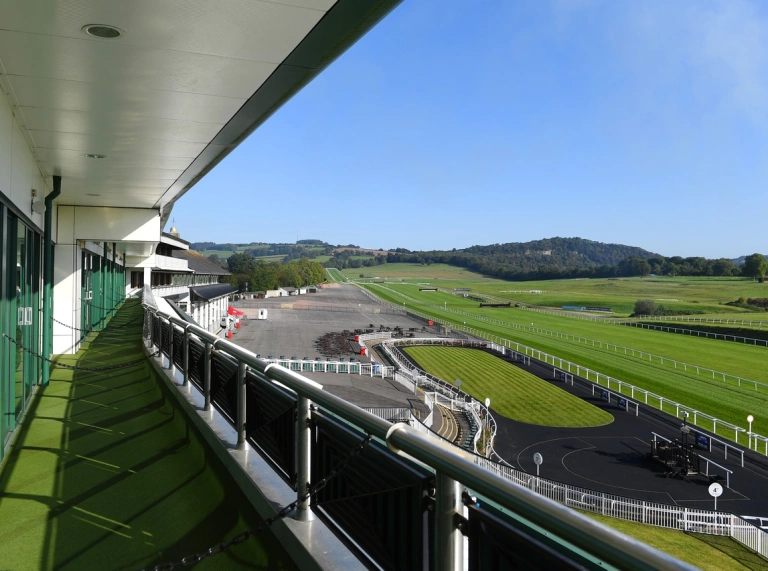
<box><xmin>229</xmin><ymin>284</ymin><xmax>436</xmax><ymax>409</ymax></box>
<box><xmin>233</xmin><ymin>284</ymin><xmax>768</xmax><ymax>518</ymax></box>
<box><xmin>481</xmin><ymin>348</ymin><xmax>768</xmax><ymax>518</ymax></box>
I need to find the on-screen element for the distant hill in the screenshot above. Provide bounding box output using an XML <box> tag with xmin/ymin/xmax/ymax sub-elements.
<box><xmin>384</xmin><ymin>237</ymin><xmax>662</xmax><ymax>280</ymax></box>
<box><xmin>462</xmin><ymin>237</ymin><xmax>659</xmax><ymax>268</ymax></box>
<box><xmin>732</xmin><ymin>254</ymin><xmax>768</xmax><ymax>266</ymax></box>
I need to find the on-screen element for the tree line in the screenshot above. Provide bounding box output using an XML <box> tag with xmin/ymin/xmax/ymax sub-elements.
<box><xmin>223</xmin><ymin>255</ymin><xmax>327</xmax><ymax>291</ymax></box>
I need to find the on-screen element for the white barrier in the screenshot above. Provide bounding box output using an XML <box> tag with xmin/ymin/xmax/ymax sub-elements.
<box><xmin>351</xmin><ymin>302</ymin><xmax>768</xmax><ymax>558</ymax></box>
<box><xmin>361</xmin><ymin>290</ymin><xmax>763</xmax><ymax>456</ymax></box>
<box><xmin>262</xmin><ymin>357</ymin><xmax>394</xmax><ymax>378</ymax></box>
<box><xmin>474</xmin><ymin>456</ymin><xmax>768</xmax><ymax>557</ymax></box>
<box><xmin>361</xmin><ymin>283</ymin><xmax>768</xmax><ymax>394</ymax></box>
<box><xmin>379</xmin><ymin>339</ymin><xmax>498</xmax><ymax>458</ymax></box>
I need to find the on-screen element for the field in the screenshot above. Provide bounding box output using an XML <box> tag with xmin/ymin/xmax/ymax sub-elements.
<box><xmin>363</xmin><ymin>280</ymin><xmax>768</xmax><ymax>438</ymax></box>
<box><xmin>586</xmin><ymin>513</ymin><xmax>768</xmax><ymax>570</ymax></box>
<box><xmin>345</xmin><ymin>268</ymin><xmax>767</xmax><ymax>316</ymax></box>
<box><xmin>201</xmin><ymin>249</ymin><xmax>235</xmax><ymax>259</ymax></box>
<box><xmin>479</xmin><ymin>276</ymin><xmax>767</xmax><ymax>316</ymax></box>
<box><xmin>325</xmin><ymin>268</ymin><xmax>348</xmax><ymax>282</ymax></box>
<box><xmin>343</xmin><ymin>263</ymin><xmax>502</xmax><ymax>281</ymax></box>
<box><xmin>403</xmin><ymin>347</ymin><xmax>613</xmax><ymax>427</ymax></box>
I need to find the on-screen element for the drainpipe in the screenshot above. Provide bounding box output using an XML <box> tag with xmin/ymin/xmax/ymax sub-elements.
<box><xmin>42</xmin><ymin>175</ymin><xmax>61</xmax><ymax>387</ymax></box>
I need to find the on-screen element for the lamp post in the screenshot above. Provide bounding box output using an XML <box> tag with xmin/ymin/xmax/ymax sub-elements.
<box><xmin>748</xmin><ymin>414</ymin><xmax>754</xmax><ymax>449</ymax></box>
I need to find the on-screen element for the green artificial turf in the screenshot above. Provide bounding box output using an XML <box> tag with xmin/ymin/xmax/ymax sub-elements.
<box><xmin>586</xmin><ymin>513</ymin><xmax>768</xmax><ymax>570</ymax></box>
<box><xmin>0</xmin><ymin>300</ymin><xmax>295</xmax><ymax>571</ymax></box>
<box><xmin>403</xmin><ymin>346</ymin><xmax>613</xmax><ymax>427</ymax></box>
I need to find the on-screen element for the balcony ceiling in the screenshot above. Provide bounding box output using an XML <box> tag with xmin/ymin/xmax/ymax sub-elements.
<box><xmin>0</xmin><ymin>0</ymin><xmax>398</xmax><ymax>221</ymax></box>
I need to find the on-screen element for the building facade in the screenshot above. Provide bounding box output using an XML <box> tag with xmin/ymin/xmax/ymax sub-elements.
<box><xmin>125</xmin><ymin>229</ymin><xmax>234</xmax><ymax>333</ymax></box>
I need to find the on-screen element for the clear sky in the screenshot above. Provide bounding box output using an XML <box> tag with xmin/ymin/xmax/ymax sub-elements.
<box><xmin>169</xmin><ymin>0</ymin><xmax>768</xmax><ymax>259</ymax></box>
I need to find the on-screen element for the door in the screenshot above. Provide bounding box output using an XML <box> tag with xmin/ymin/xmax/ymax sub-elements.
<box><xmin>12</xmin><ymin>221</ymin><xmax>33</xmax><ymax>423</ymax></box>
<box><xmin>81</xmin><ymin>252</ymin><xmax>93</xmax><ymax>336</ymax></box>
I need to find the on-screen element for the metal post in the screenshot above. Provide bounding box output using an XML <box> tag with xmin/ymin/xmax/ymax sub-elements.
<box><xmin>295</xmin><ymin>395</ymin><xmax>315</xmax><ymax>521</ymax></box>
<box><xmin>143</xmin><ymin>310</ymin><xmax>150</xmax><ymax>348</ymax></box>
<box><xmin>236</xmin><ymin>361</ymin><xmax>247</xmax><ymax>450</ymax></box>
<box><xmin>167</xmin><ymin>320</ymin><xmax>175</xmax><ymax>372</ymax></box>
<box><xmin>157</xmin><ymin>316</ymin><xmax>164</xmax><ymax>366</ymax></box>
<box><xmin>435</xmin><ymin>472</ymin><xmax>463</xmax><ymax>571</ymax></box>
<box><xmin>182</xmin><ymin>326</ymin><xmax>189</xmax><ymax>386</ymax></box>
<box><xmin>203</xmin><ymin>341</ymin><xmax>212</xmax><ymax>411</ymax></box>
<box><xmin>42</xmin><ymin>175</ymin><xmax>62</xmax><ymax>387</ymax></box>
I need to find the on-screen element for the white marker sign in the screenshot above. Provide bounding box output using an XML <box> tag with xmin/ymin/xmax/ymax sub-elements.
<box><xmin>533</xmin><ymin>452</ymin><xmax>543</xmax><ymax>476</ymax></box>
<box><xmin>709</xmin><ymin>482</ymin><xmax>723</xmax><ymax>510</ymax></box>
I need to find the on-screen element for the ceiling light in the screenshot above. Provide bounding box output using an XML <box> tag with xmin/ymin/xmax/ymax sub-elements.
<box><xmin>84</xmin><ymin>153</ymin><xmax>107</xmax><ymax>159</ymax></box>
<box><xmin>82</xmin><ymin>24</ymin><xmax>124</xmax><ymax>39</ymax></box>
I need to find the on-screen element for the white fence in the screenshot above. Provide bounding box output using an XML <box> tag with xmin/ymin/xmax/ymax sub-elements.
<box><xmin>261</xmin><ymin>357</ymin><xmax>394</xmax><ymax>378</ymax></box>
<box><xmin>356</xmin><ymin>285</ymin><xmax>766</xmax><ymax>454</ymax></box>
<box><xmin>619</xmin><ymin>320</ymin><xmax>768</xmax><ymax>347</ymax></box>
<box><xmin>358</xmin><ymin>331</ymin><xmax>393</xmax><ymax>342</ymax></box>
<box><xmin>379</xmin><ymin>339</ymin><xmax>498</xmax><ymax>458</ymax></box>
<box><xmin>367</xmin><ymin>284</ymin><xmax>768</xmax><ymax>393</ymax></box>
<box><xmin>352</xmin><ymin>290</ymin><xmax>768</xmax><ymax>557</ymax></box>
<box><xmin>473</xmin><ymin>456</ymin><xmax>768</xmax><ymax>557</ymax></box>
<box><xmin>634</xmin><ymin>314</ymin><xmax>768</xmax><ymax>327</ymax></box>
<box><xmin>363</xmin><ymin>406</ymin><xmax>411</xmax><ymax>423</ymax></box>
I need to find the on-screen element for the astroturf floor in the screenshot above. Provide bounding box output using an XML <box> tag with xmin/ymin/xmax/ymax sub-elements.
<box><xmin>0</xmin><ymin>300</ymin><xmax>295</xmax><ymax>570</ymax></box>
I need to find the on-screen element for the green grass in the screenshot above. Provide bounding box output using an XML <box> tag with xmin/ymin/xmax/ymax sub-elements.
<box><xmin>326</xmin><ymin>267</ymin><xmax>347</xmax><ymax>282</ymax></box>
<box><xmin>343</xmin><ymin>263</ymin><xmax>502</xmax><ymax>281</ymax></box>
<box><xmin>365</xmin><ymin>283</ymin><xmax>768</xmax><ymax>438</ymax></box>
<box><xmin>476</xmin><ymin>276</ymin><xmax>768</xmax><ymax>316</ymax></box>
<box><xmin>402</xmin><ymin>347</ymin><xmax>613</xmax><ymax>427</ymax></box>
<box><xmin>200</xmin><ymin>249</ymin><xmax>234</xmax><ymax>259</ymax></box>
<box><xmin>0</xmin><ymin>301</ymin><xmax>295</xmax><ymax>570</ymax></box>
<box><xmin>371</xmin><ymin>282</ymin><xmax>768</xmax><ymax>382</ymax></box>
<box><xmin>586</xmin><ymin>513</ymin><xmax>768</xmax><ymax>570</ymax></box>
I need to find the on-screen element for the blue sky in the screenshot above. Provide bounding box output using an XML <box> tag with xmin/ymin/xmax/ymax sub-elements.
<box><xmin>170</xmin><ymin>0</ymin><xmax>768</xmax><ymax>258</ymax></box>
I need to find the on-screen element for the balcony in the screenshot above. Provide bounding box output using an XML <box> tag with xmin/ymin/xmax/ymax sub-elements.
<box><xmin>125</xmin><ymin>254</ymin><xmax>190</xmax><ymax>273</ymax></box>
<box><xmin>0</xmin><ymin>300</ymin><xmax>293</xmax><ymax>569</ymax></box>
<box><xmin>0</xmin><ymin>297</ymin><xmax>694</xmax><ymax>570</ymax></box>
<box><xmin>154</xmin><ymin>254</ymin><xmax>189</xmax><ymax>272</ymax></box>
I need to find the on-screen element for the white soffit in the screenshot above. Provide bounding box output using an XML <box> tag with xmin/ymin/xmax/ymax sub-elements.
<box><xmin>0</xmin><ymin>0</ymin><xmax>337</xmax><ymax>209</ymax></box>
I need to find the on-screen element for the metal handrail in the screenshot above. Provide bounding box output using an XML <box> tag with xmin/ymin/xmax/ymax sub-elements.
<box><xmin>144</xmin><ymin>305</ymin><xmax>693</xmax><ymax>571</ymax></box>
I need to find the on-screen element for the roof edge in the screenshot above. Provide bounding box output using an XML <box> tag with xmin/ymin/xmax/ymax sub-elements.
<box><xmin>157</xmin><ymin>0</ymin><xmax>403</xmax><ymax>226</ymax></box>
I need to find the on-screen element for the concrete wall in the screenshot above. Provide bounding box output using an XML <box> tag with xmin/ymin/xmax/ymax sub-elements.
<box><xmin>52</xmin><ymin>243</ymin><xmax>82</xmax><ymax>354</ymax></box>
<box><xmin>57</xmin><ymin>206</ymin><xmax>159</xmax><ymax>244</ymax></box>
<box><xmin>0</xmin><ymin>86</ymin><xmax>49</xmax><ymax>232</ymax></box>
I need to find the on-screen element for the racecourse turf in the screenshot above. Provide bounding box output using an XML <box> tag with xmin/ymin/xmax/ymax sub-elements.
<box><xmin>0</xmin><ymin>300</ymin><xmax>295</xmax><ymax>571</ymax></box>
<box><xmin>403</xmin><ymin>346</ymin><xmax>613</xmax><ymax>427</ymax></box>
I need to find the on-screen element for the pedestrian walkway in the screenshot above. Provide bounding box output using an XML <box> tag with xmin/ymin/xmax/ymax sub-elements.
<box><xmin>0</xmin><ymin>300</ymin><xmax>295</xmax><ymax>570</ymax></box>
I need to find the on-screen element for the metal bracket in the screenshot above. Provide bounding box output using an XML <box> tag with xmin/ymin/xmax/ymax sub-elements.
<box><xmin>454</xmin><ymin>513</ymin><xmax>469</xmax><ymax>536</ymax></box>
